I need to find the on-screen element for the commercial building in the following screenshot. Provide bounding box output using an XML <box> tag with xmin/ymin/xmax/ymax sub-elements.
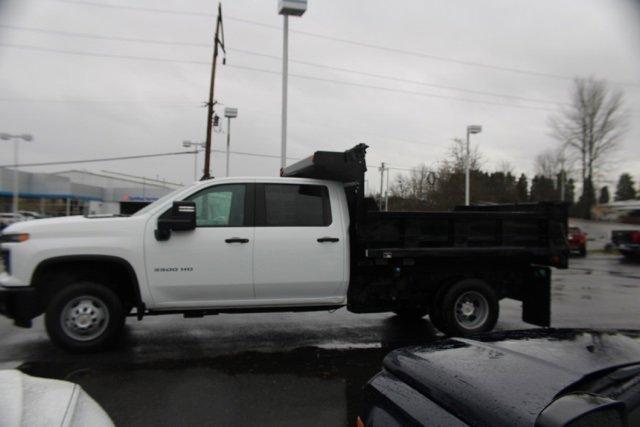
<box><xmin>0</xmin><ymin>168</ymin><xmax>179</xmax><ymax>216</ymax></box>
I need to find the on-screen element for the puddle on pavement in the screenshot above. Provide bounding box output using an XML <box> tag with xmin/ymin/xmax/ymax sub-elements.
<box><xmin>19</xmin><ymin>346</ymin><xmax>390</xmax><ymax>427</ymax></box>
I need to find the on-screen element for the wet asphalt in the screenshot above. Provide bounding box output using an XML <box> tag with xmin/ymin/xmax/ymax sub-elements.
<box><xmin>1</xmin><ymin>254</ymin><xmax>639</xmax><ymax>426</ymax></box>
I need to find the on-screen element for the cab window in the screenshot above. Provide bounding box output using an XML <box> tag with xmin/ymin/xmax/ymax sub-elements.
<box><xmin>262</xmin><ymin>184</ymin><xmax>331</xmax><ymax>227</ymax></box>
<box><xmin>186</xmin><ymin>184</ymin><xmax>246</xmax><ymax>227</ymax></box>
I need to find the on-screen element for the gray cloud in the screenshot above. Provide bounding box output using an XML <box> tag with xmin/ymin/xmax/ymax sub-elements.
<box><xmin>0</xmin><ymin>0</ymin><xmax>638</xmax><ymax>190</ymax></box>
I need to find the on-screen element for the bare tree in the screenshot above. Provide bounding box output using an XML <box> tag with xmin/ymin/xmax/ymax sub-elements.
<box><xmin>535</xmin><ymin>148</ymin><xmax>562</xmax><ymax>179</ymax></box>
<box><xmin>496</xmin><ymin>160</ymin><xmax>515</xmax><ymax>175</ymax></box>
<box><xmin>446</xmin><ymin>138</ymin><xmax>483</xmax><ymax>172</ymax></box>
<box><xmin>392</xmin><ymin>164</ymin><xmax>433</xmax><ymax>201</ymax></box>
<box><xmin>550</xmin><ymin>77</ymin><xmax>626</xmax><ymax>183</ymax></box>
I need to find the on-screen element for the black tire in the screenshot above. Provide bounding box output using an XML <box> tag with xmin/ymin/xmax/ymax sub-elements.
<box><xmin>579</xmin><ymin>246</ymin><xmax>587</xmax><ymax>257</ymax></box>
<box><xmin>438</xmin><ymin>279</ymin><xmax>499</xmax><ymax>337</ymax></box>
<box><xmin>393</xmin><ymin>308</ymin><xmax>429</xmax><ymax>321</ymax></box>
<box><xmin>45</xmin><ymin>281</ymin><xmax>125</xmax><ymax>352</ymax></box>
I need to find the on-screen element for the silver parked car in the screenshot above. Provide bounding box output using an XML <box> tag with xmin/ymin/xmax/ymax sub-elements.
<box><xmin>0</xmin><ymin>213</ymin><xmax>28</xmax><ymax>230</ymax></box>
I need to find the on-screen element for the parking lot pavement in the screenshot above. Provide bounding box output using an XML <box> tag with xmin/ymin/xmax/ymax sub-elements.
<box><xmin>1</xmin><ymin>254</ymin><xmax>639</xmax><ymax>426</ymax></box>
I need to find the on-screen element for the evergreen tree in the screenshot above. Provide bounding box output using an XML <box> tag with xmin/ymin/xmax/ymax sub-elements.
<box><xmin>515</xmin><ymin>174</ymin><xmax>528</xmax><ymax>202</ymax></box>
<box><xmin>598</xmin><ymin>186</ymin><xmax>610</xmax><ymax>204</ymax></box>
<box><xmin>615</xmin><ymin>173</ymin><xmax>636</xmax><ymax>201</ymax></box>
<box><xmin>530</xmin><ymin>175</ymin><xmax>556</xmax><ymax>201</ymax></box>
<box><xmin>565</xmin><ymin>178</ymin><xmax>575</xmax><ymax>204</ymax></box>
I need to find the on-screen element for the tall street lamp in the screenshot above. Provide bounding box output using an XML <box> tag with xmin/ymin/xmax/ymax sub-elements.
<box><xmin>465</xmin><ymin>125</ymin><xmax>482</xmax><ymax>205</ymax></box>
<box><xmin>0</xmin><ymin>133</ymin><xmax>33</xmax><ymax>214</ymax></box>
<box><xmin>224</xmin><ymin>107</ymin><xmax>238</xmax><ymax>177</ymax></box>
<box><xmin>278</xmin><ymin>0</ymin><xmax>307</xmax><ymax>170</ymax></box>
<box><xmin>182</xmin><ymin>140</ymin><xmax>206</xmax><ymax>182</ymax></box>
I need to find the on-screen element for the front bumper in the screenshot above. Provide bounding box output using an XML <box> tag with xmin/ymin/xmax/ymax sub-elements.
<box><xmin>0</xmin><ymin>286</ymin><xmax>40</xmax><ymax>328</ymax></box>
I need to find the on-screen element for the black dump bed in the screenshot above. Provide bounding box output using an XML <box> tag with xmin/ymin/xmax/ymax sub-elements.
<box><xmin>282</xmin><ymin>144</ymin><xmax>569</xmax><ymax>269</ymax></box>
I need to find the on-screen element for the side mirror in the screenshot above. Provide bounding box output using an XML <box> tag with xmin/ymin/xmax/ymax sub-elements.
<box><xmin>535</xmin><ymin>393</ymin><xmax>626</xmax><ymax>427</ymax></box>
<box><xmin>155</xmin><ymin>201</ymin><xmax>196</xmax><ymax>241</ymax></box>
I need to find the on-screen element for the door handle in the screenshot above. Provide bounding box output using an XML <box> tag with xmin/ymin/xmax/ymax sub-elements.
<box><xmin>317</xmin><ymin>237</ymin><xmax>339</xmax><ymax>243</ymax></box>
<box><xmin>225</xmin><ymin>238</ymin><xmax>249</xmax><ymax>243</ymax></box>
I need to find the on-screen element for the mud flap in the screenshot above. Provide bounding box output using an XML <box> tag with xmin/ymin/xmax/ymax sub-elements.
<box><xmin>522</xmin><ymin>266</ymin><xmax>551</xmax><ymax>327</ymax></box>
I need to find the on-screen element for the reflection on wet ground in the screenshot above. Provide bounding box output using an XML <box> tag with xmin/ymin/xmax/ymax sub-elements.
<box><xmin>17</xmin><ymin>317</ymin><xmax>439</xmax><ymax>426</ymax></box>
<box><xmin>20</xmin><ymin>347</ymin><xmax>389</xmax><ymax>426</ymax></box>
<box><xmin>1</xmin><ymin>254</ymin><xmax>639</xmax><ymax>426</ymax></box>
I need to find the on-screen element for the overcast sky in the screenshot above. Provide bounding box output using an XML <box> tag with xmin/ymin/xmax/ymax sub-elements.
<box><xmin>0</xmin><ymin>0</ymin><xmax>639</xmax><ymax>192</ymax></box>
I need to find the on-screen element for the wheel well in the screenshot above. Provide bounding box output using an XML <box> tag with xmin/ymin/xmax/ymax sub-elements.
<box><xmin>32</xmin><ymin>256</ymin><xmax>142</xmax><ymax>309</ymax></box>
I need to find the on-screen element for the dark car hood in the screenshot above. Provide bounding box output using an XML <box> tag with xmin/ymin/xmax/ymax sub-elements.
<box><xmin>383</xmin><ymin>329</ymin><xmax>640</xmax><ymax>427</ymax></box>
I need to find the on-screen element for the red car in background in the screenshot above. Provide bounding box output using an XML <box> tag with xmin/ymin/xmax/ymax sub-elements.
<box><xmin>568</xmin><ymin>226</ymin><xmax>587</xmax><ymax>257</ymax></box>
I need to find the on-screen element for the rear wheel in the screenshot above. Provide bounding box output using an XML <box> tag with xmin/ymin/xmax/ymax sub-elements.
<box><xmin>45</xmin><ymin>281</ymin><xmax>125</xmax><ymax>352</ymax></box>
<box><xmin>579</xmin><ymin>246</ymin><xmax>587</xmax><ymax>257</ymax></box>
<box><xmin>438</xmin><ymin>279</ymin><xmax>499</xmax><ymax>336</ymax></box>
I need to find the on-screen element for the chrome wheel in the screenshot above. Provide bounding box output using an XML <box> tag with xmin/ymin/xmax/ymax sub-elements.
<box><xmin>61</xmin><ymin>296</ymin><xmax>110</xmax><ymax>341</ymax></box>
<box><xmin>454</xmin><ymin>291</ymin><xmax>489</xmax><ymax>330</ymax></box>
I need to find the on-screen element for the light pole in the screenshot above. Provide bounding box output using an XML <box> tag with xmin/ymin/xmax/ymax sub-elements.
<box><xmin>465</xmin><ymin>125</ymin><xmax>482</xmax><ymax>205</ymax></box>
<box><xmin>0</xmin><ymin>133</ymin><xmax>33</xmax><ymax>214</ymax></box>
<box><xmin>224</xmin><ymin>107</ymin><xmax>238</xmax><ymax>177</ymax></box>
<box><xmin>182</xmin><ymin>140</ymin><xmax>206</xmax><ymax>182</ymax></box>
<box><xmin>378</xmin><ymin>162</ymin><xmax>386</xmax><ymax>210</ymax></box>
<box><xmin>278</xmin><ymin>0</ymin><xmax>307</xmax><ymax>170</ymax></box>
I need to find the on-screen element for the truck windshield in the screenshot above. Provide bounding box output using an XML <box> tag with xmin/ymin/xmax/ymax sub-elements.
<box><xmin>132</xmin><ymin>186</ymin><xmax>188</xmax><ymax>217</ymax></box>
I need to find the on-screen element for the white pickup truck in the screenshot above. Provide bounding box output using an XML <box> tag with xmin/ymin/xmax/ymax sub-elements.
<box><xmin>0</xmin><ymin>145</ymin><xmax>569</xmax><ymax>352</ymax></box>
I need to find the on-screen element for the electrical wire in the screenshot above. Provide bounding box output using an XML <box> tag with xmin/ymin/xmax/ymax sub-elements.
<box><xmin>35</xmin><ymin>0</ymin><xmax>640</xmax><ymax>87</ymax></box>
<box><xmin>0</xmin><ymin>24</ymin><xmax>566</xmax><ymax>105</ymax></box>
<box><xmin>0</xmin><ymin>42</ymin><xmax>557</xmax><ymax>112</ymax></box>
<box><xmin>0</xmin><ymin>146</ymin><xmax>422</xmax><ymax>173</ymax></box>
<box><xmin>0</xmin><ymin>150</ymin><xmax>198</xmax><ymax>167</ymax></box>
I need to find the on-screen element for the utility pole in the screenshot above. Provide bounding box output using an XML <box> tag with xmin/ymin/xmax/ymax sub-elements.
<box><xmin>379</xmin><ymin>162</ymin><xmax>386</xmax><ymax>210</ymax></box>
<box><xmin>384</xmin><ymin>166</ymin><xmax>390</xmax><ymax>211</ymax></box>
<box><xmin>202</xmin><ymin>3</ymin><xmax>226</xmax><ymax>180</ymax></box>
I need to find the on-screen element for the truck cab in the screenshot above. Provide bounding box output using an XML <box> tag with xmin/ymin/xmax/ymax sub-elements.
<box><xmin>143</xmin><ymin>177</ymin><xmax>350</xmax><ymax>309</ymax></box>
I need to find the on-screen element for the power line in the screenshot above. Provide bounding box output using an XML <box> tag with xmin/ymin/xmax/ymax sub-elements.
<box><xmin>229</xmin><ymin>63</ymin><xmax>554</xmax><ymax>112</ymax></box>
<box><xmin>0</xmin><ymin>42</ymin><xmax>557</xmax><ymax>112</ymax></box>
<box><xmin>0</xmin><ymin>42</ymin><xmax>209</xmax><ymax>65</ymax></box>
<box><xmin>0</xmin><ymin>24</ymin><xmax>209</xmax><ymax>47</ymax></box>
<box><xmin>0</xmin><ymin>148</ymin><xmax>302</xmax><ymax>168</ymax></box>
<box><xmin>36</xmin><ymin>0</ymin><xmax>640</xmax><ymax>87</ymax></box>
<box><xmin>0</xmin><ymin>96</ymin><xmax>202</xmax><ymax>106</ymax></box>
<box><xmin>229</xmin><ymin>48</ymin><xmax>565</xmax><ymax>105</ymax></box>
<box><xmin>0</xmin><ymin>150</ymin><xmax>198</xmax><ymax>167</ymax></box>
<box><xmin>1</xmin><ymin>146</ymin><xmax>420</xmax><ymax>173</ymax></box>
<box><xmin>0</xmin><ymin>24</ymin><xmax>566</xmax><ymax>105</ymax></box>
<box><xmin>212</xmin><ymin>148</ymin><xmax>301</xmax><ymax>161</ymax></box>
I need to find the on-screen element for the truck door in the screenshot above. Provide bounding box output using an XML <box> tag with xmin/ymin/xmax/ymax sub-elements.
<box><xmin>253</xmin><ymin>182</ymin><xmax>346</xmax><ymax>302</ymax></box>
<box><xmin>144</xmin><ymin>183</ymin><xmax>255</xmax><ymax>307</ymax></box>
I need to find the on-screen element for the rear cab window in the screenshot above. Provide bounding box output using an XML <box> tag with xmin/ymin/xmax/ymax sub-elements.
<box><xmin>257</xmin><ymin>183</ymin><xmax>332</xmax><ymax>227</ymax></box>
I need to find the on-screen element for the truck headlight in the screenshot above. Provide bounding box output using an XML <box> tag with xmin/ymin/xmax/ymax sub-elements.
<box><xmin>0</xmin><ymin>233</ymin><xmax>30</xmax><ymax>243</ymax></box>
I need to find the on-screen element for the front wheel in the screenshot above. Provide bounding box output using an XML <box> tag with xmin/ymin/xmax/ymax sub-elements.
<box><xmin>438</xmin><ymin>279</ymin><xmax>499</xmax><ymax>336</ymax></box>
<box><xmin>45</xmin><ymin>281</ymin><xmax>125</xmax><ymax>352</ymax></box>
